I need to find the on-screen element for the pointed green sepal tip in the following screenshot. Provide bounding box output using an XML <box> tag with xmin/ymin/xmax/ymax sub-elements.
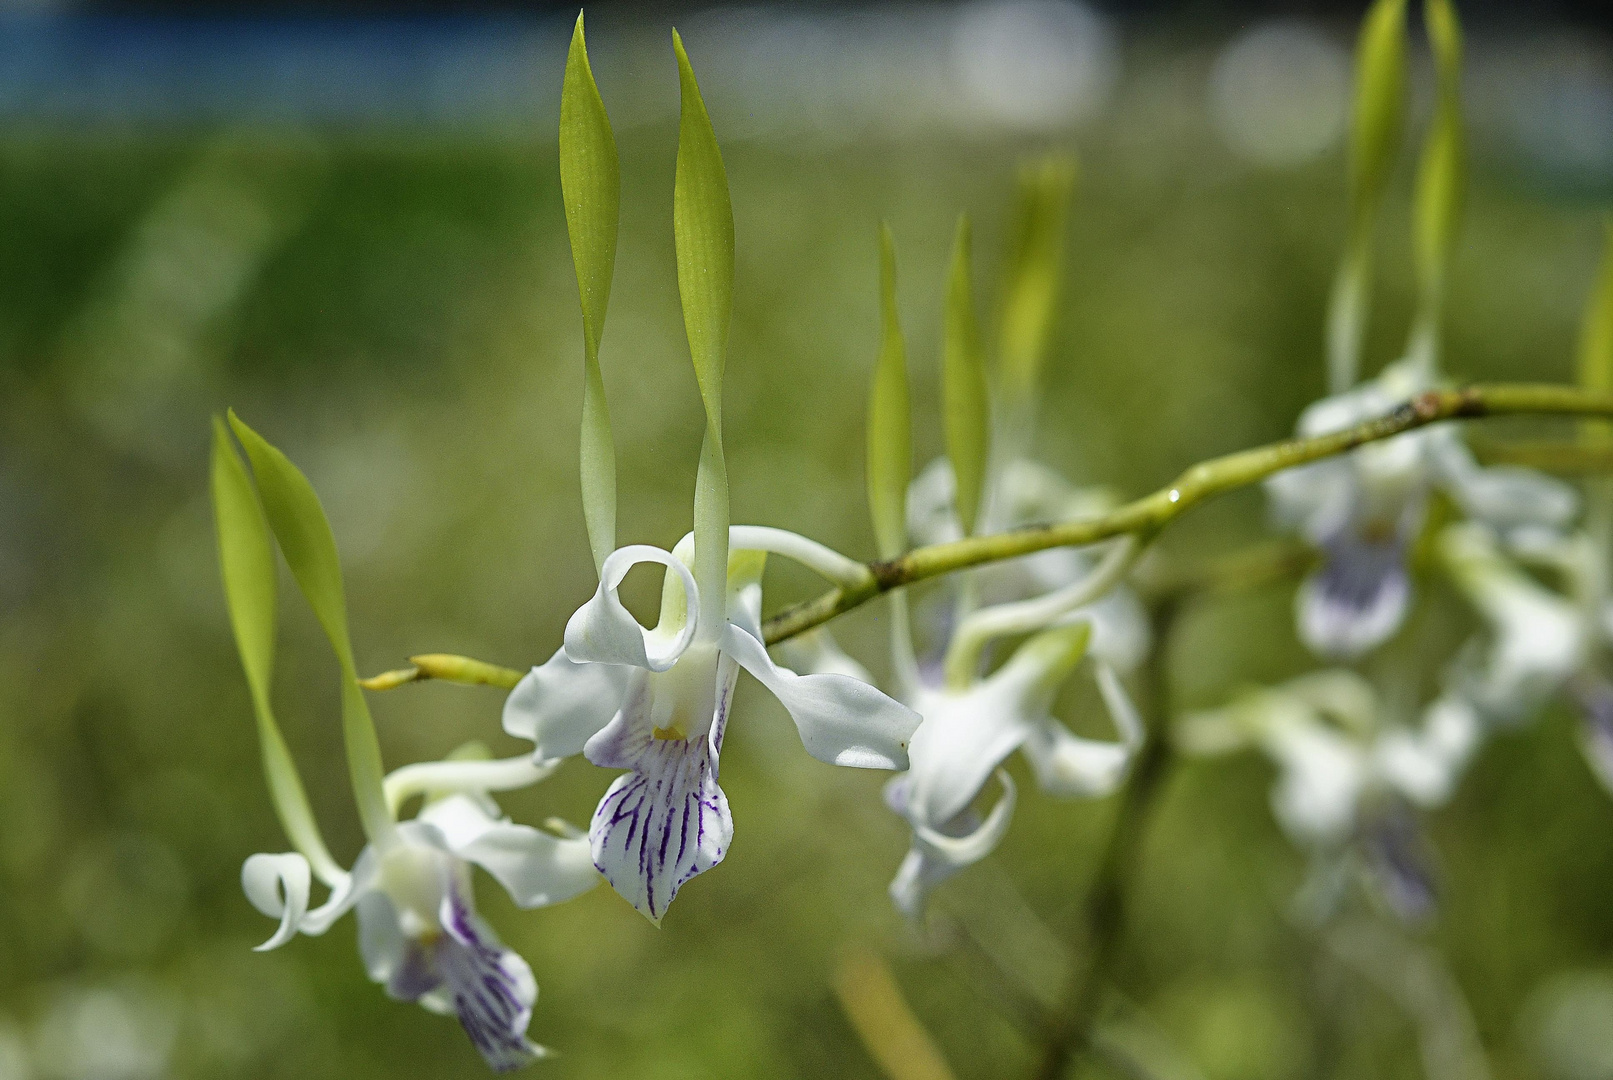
<box><xmin>1412</xmin><ymin>0</ymin><xmax>1465</xmax><ymax>304</ymax></box>
<box><xmin>211</xmin><ymin>413</ymin><xmax>348</xmax><ymax>883</ymax></box>
<box><xmin>211</xmin><ymin>415</ymin><xmax>277</xmax><ymax>701</ymax></box>
<box><xmin>943</xmin><ymin>214</ymin><xmax>990</xmax><ymax>536</ymax></box>
<box><xmin>226</xmin><ymin>410</ymin><xmax>396</xmax><ymax>846</ymax></box>
<box><xmin>671</xmin><ymin>28</ymin><xmax>735</xmax><ymax>432</ymax></box>
<box><xmin>561</xmin><ymin>9</ymin><xmax>620</xmax><ymax>358</ymax></box>
<box><xmin>867</xmin><ymin>223</ymin><xmax>912</xmax><ymax>561</ymax></box>
<box><xmin>227</xmin><ymin>409</ymin><xmax>353</xmax><ymax>668</ymax></box>
<box><xmin>561</xmin><ymin>13</ymin><xmax>622</xmax><ymax>574</ymax></box>
<box><xmin>999</xmin><ymin>154</ymin><xmax>1076</xmax><ymax>411</ymax></box>
<box><xmin>1348</xmin><ymin>0</ymin><xmax>1409</xmax><ymax>221</ymax></box>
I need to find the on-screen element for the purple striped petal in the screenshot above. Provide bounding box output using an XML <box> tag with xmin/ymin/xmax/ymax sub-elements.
<box><xmin>583</xmin><ymin>657</ymin><xmax>738</xmax><ymax>924</ymax></box>
<box><xmin>1297</xmin><ymin>529</ymin><xmax>1411</xmax><ymax>660</ymax></box>
<box><xmin>437</xmin><ymin>880</ymin><xmax>546</xmax><ymax>1071</ymax></box>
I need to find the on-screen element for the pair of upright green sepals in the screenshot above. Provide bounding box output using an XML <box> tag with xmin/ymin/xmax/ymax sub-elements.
<box><xmin>560</xmin><ymin>15</ymin><xmax>735</xmax><ymax>578</ymax></box>
<box><xmin>211</xmin><ymin>411</ymin><xmax>391</xmax><ymax>870</ymax></box>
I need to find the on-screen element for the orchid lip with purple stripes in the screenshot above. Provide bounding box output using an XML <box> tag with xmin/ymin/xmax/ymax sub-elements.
<box><xmin>502</xmin><ymin>540</ymin><xmax>921</xmax><ymax>923</ymax></box>
<box><xmin>1267</xmin><ymin>357</ymin><xmax>1576</xmax><ymax>662</ymax></box>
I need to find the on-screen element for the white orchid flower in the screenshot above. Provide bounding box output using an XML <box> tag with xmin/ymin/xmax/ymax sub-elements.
<box><xmin>1179</xmin><ymin>670</ymin><xmax>1482</xmax><ymax>922</ymax></box>
<box><xmin>875</xmin><ymin>442</ymin><xmax>1147</xmax><ymax>918</ymax></box>
<box><xmin>215</xmin><ymin>414</ymin><xmax>597</xmax><ymax>1071</ymax></box>
<box><xmin>1178</xmin><ymin>671</ymin><xmax>1482</xmax><ymax>846</ymax></box>
<box><xmin>1438</xmin><ymin>521</ymin><xmax>1589</xmax><ymax>723</ymax></box>
<box><xmin>1266</xmin><ymin>359</ymin><xmax>1575</xmax><ymax>660</ymax></box>
<box><xmin>504</xmin><ymin>533</ymin><xmax>920</xmax><ymax>924</ymax></box>
<box><xmin>884</xmin><ymin>620</ymin><xmax>1144</xmax><ymax>918</ymax></box>
<box><xmin>1441</xmin><ymin>518</ymin><xmax>1613</xmax><ymax>794</ymax></box>
<box><xmin>502</xmin><ymin>37</ymin><xmax>919</xmax><ymax>925</ymax></box>
<box><xmin>875</xmin><ymin>532</ymin><xmax>1146</xmax><ymax>919</ymax></box>
<box><xmin>244</xmin><ymin>791</ymin><xmax>597</xmax><ymax>1070</ymax></box>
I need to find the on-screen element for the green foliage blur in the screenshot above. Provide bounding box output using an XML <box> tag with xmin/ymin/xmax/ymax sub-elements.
<box><xmin>1</xmin><ymin>26</ymin><xmax>1611</xmax><ymax>1080</ymax></box>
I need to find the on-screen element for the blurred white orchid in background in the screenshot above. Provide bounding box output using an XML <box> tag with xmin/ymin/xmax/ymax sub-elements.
<box><xmin>1438</xmin><ymin>522</ymin><xmax>1587</xmax><ymax>721</ymax></box>
<box><xmin>885</xmin><ymin>618</ymin><xmax>1143</xmax><ymax>918</ymax></box>
<box><xmin>1177</xmin><ymin>669</ymin><xmax>1484</xmax><ymax>921</ymax></box>
<box><xmin>1266</xmin><ymin>359</ymin><xmax>1576</xmax><ymax>660</ymax></box>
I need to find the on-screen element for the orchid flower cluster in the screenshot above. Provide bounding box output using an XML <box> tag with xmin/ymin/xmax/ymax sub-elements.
<box><xmin>1180</xmin><ymin>0</ymin><xmax>1613</xmax><ymax>922</ymax></box>
<box><xmin>208</xmin><ymin>3</ymin><xmax>1613</xmax><ymax>1071</ymax></box>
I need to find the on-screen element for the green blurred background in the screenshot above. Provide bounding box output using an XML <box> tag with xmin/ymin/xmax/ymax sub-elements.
<box><xmin>2</xmin><ymin>5</ymin><xmax>1613</xmax><ymax>1078</ymax></box>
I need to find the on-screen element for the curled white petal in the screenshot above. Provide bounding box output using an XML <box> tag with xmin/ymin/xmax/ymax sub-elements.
<box><xmin>729</xmin><ymin>525</ymin><xmax>871</xmax><ymax>589</ymax></box>
<box><xmin>721</xmin><ymin>621</ymin><xmax>919</xmax><ymax>770</ymax></box>
<box><xmin>911</xmin><ymin>769</ymin><xmax>1018</xmax><ymax>868</ymax></box>
<box><xmin>242</xmin><ymin>852</ymin><xmax>311</xmax><ymax>951</ymax></box>
<box><xmin>564</xmin><ymin>544</ymin><xmax>698</xmax><ymax>672</ymax></box>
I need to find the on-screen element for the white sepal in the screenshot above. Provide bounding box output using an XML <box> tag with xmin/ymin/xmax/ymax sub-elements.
<box><xmin>1023</xmin><ymin>662</ymin><xmax>1142</xmax><ymax>798</ymax></box>
<box><xmin>503</xmin><ymin>646</ymin><xmax>632</xmax><ymax>759</ymax></box>
<box><xmin>721</xmin><ymin>621</ymin><xmax>919</xmax><ymax>770</ymax></box>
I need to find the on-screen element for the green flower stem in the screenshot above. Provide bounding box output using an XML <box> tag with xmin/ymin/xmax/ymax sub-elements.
<box><xmin>761</xmin><ymin>383</ymin><xmax>1613</xmax><ymax>644</ymax></box>
<box><xmin>942</xmin><ymin>537</ymin><xmax>1137</xmax><ymax>690</ymax></box>
<box><xmin>361</xmin><ymin>383</ymin><xmax>1613</xmax><ymax>691</ymax></box>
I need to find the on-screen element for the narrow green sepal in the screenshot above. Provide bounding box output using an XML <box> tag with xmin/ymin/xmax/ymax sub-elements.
<box><xmin>1329</xmin><ymin>0</ymin><xmax>1408</xmax><ymax>392</ymax></box>
<box><xmin>867</xmin><ymin>224</ymin><xmax>913</xmax><ymax>561</ymax></box>
<box><xmin>211</xmin><ymin>417</ymin><xmax>343</xmax><ymax>885</ymax></box>
<box><xmin>999</xmin><ymin>155</ymin><xmax>1076</xmax><ymax>415</ymax></box>
<box><xmin>561</xmin><ymin>11</ymin><xmax>620</xmax><ymax>361</ymax></box>
<box><xmin>672</xmin><ymin>31</ymin><xmax>735</xmax><ymax>636</ymax></box>
<box><xmin>227</xmin><ymin>410</ymin><xmax>395</xmax><ymax>847</ymax></box>
<box><xmin>1348</xmin><ymin>0</ymin><xmax>1409</xmax><ymax>225</ymax></box>
<box><xmin>672</xmin><ymin>29</ymin><xmax>735</xmax><ymax>431</ymax></box>
<box><xmin>943</xmin><ymin>215</ymin><xmax>990</xmax><ymax>536</ymax></box>
<box><xmin>1412</xmin><ymin>0</ymin><xmax>1465</xmax><ymax>312</ymax></box>
<box><xmin>560</xmin><ymin>10</ymin><xmax>622</xmax><ymax>574</ymax></box>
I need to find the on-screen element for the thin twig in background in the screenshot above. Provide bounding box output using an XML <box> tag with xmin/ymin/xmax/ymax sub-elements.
<box><xmin>833</xmin><ymin>947</ymin><xmax>959</xmax><ymax>1080</ymax></box>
